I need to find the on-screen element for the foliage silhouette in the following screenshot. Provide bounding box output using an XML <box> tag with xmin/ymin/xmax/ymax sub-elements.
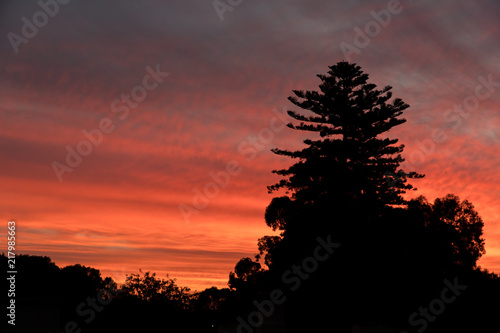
<box><xmin>407</xmin><ymin>194</ymin><xmax>486</xmax><ymax>270</ymax></box>
<box><xmin>121</xmin><ymin>269</ymin><xmax>191</xmax><ymax>308</ymax></box>
<box><xmin>0</xmin><ymin>254</ymin><xmax>216</xmax><ymax>332</ymax></box>
<box><xmin>230</xmin><ymin>61</ymin><xmax>498</xmax><ymax>332</ymax></box>
<box><xmin>192</xmin><ymin>286</ymin><xmax>231</xmax><ymax>312</ymax></box>
<box><xmin>259</xmin><ymin>62</ymin><xmax>425</xmax><ymax>277</ymax></box>
<box><xmin>228</xmin><ymin>257</ymin><xmax>263</xmax><ymax>291</ymax></box>
<box><xmin>268</xmin><ymin>61</ymin><xmax>423</xmax><ymax>206</ymax></box>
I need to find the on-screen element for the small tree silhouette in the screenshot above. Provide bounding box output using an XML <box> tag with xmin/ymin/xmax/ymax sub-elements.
<box><xmin>408</xmin><ymin>194</ymin><xmax>486</xmax><ymax>270</ymax></box>
<box><xmin>121</xmin><ymin>270</ymin><xmax>191</xmax><ymax>308</ymax></box>
<box><xmin>228</xmin><ymin>257</ymin><xmax>263</xmax><ymax>291</ymax></box>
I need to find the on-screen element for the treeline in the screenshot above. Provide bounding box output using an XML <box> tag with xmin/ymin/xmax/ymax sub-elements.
<box><xmin>1</xmin><ymin>254</ymin><xmax>240</xmax><ymax>332</ymax></box>
<box><xmin>3</xmin><ymin>224</ymin><xmax>500</xmax><ymax>333</ymax></box>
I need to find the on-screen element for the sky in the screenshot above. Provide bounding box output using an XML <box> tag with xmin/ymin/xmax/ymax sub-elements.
<box><xmin>1</xmin><ymin>0</ymin><xmax>499</xmax><ymax>291</ymax></box>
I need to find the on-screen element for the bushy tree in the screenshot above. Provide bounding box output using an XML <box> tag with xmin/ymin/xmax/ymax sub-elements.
<box><xmin>228</xmin><ymin>257</ymin><xmax>262</xmax><ymax>291</ymax></box>
<box><xmin>61</xmin><ymin>264</ymin><xmax>108</xmax><ymax>298</ymax></box>
<box><xmin>192</xmin><ymin>286</ymin><xmax>231</xmax><ymax>312</ymax></box>
<box><xmin>121</xmin><ymin>270</ymin><xmax>191</xmax><ymax>308</ymax></box>
<box><xmin>408</xmin><ymin>194</ymin><xmax>486</xmax><ymax>270</ymax></box>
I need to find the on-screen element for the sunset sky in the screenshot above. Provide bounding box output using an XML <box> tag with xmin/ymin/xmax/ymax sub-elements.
<box><xmin>1</xmin><ymin>0</ymin><xmax>499</xmax><ymax>291</ymax></box>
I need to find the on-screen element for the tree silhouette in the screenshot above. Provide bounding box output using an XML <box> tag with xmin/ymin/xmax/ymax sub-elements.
<box><xmin>228</xmin><ymin>257</ymin><xmax>263</xmax><ymax>291</ymax></box>
<box><xmin>433</xmin><ymin>194</ymin><xmax>486</xmax><ymax>268</ymax></box>
<box><xmin>252</xmin><ymin>61</ymin><xmax>429</xmax><ymax>331</ymax></box>
<box><xmin>261</xmin><ymin>63</ymin><xmax>421</xmax><ymax>273</ymax></box>
<box><xmin>260</xmin><ymin>62</ymin><xmax>425</xmax><ymax>277</ymax></box>
<box><xmin>249</xmin><ymin>61</ymin><xmax>498</xmax><ymax>332</ymax></box>
<box><xmin>256</xmin><ymin>235</ymin><xmax>282</xmax><ymax>267</ymax></box>
<box><xmin>250</xmin><ymin>61</ymin><xmax>500</xmax><ymax>332</ymax></box>
<box><xmin>60</xmin><ymin>264</ymin><xmax>110</xmax><ymax>301</ymax></box>
<box><xmin>268</xmin><ymin>61</ymin><xmax>423</xmax><ymax>208</ymax></box>
<box><xmin>192</xmin><ymin>286</ymin><xmax>231</xmax><ymax>312</ymax></box>
<box><xmin>121</xmin><ymin>269</ymin><xmax>191</xmax><ymax>308</ymax></box>
<box><xmin>408</xmin><ymin>194</ymin><xmax>486</xmax><ymax>270</ymax></box>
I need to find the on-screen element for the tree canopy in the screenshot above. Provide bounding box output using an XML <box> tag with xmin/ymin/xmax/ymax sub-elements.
<box><xmin>121</xmin><ymin>269</ymin><xmax>191</xmax><ymax>308</ymax></box>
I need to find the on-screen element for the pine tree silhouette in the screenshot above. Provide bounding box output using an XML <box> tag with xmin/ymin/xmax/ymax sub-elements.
<box><xmin>268</xmin><ymin>61</ymin><xmax>423</xmax><ymax>209</ymax></box>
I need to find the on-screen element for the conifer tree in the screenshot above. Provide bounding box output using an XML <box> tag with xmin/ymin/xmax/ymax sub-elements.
<box><xmin>260</xmin><ymin>62</ymin><xmax>425</xmax><ymax>331</ymax></box>
<box><xmin>268</xmin><ymin>61</ymin><xmax>423</xmax><ymax>210</ymax></box>
<box><xmin>260</xmin><ymin>61</ymin><xmax>424</xmax><ymax>269</ymax></box>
